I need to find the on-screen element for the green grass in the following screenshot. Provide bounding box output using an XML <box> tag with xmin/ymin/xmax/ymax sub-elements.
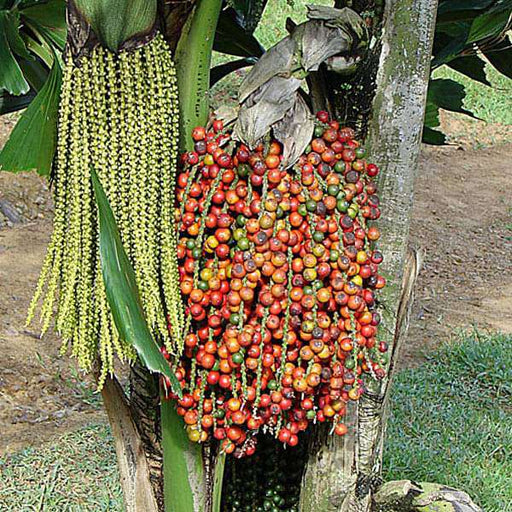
<box><xmin>0</xmin><ymin>425</ymin><xmax>123</xmax><ymax>511</ymax></box>
<box><xmin>383</xmin><ymin>330</ymin><xmax>512</xmax><ymax>511</ymax></box>
<box><xmin>1</xmin><ymin>330</ymin><xmax>510</xmax><ymax>511</ymax></box>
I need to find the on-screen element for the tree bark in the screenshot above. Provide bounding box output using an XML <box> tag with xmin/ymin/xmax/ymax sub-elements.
<box><xmin>299</xmin><ymin>1</ymin><xmax>438</xmax><ymax>511</ymax></box>
<box><xmin>373</xmin><ymin>480</ymin><xmax>482</xmax><ymax>511</ymax></box>
<box><xmin>101</xmin><ymin>375</ymin><xmax>159</xmax><ymax>512</ymax></box>
<box><xmin>130</xmin><ymin>363</ymin><xmax>164</xmax><ymax>509</ymax></box>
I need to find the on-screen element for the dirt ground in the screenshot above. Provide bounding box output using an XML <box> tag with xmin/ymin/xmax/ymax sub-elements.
<box><xmin>406</xmin><ymin>142</ymin><xmax>512</xmax><ymax>362</ymax></box>
<box><xmin>1</xmin><ymin>115</ymin><xmax>511</xmax><ymax>455</ymax></box>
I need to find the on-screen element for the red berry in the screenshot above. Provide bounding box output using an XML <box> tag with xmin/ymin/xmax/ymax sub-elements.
<box><xmin>192</xmin><ymin>126</ymin><xmax>206</xmax><ymax>141</ymax></box>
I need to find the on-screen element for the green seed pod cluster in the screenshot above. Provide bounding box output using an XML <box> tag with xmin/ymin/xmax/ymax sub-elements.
<box><xmin>222</xmin><ymin>434</ymin><xmax>304</xmax><ymax>511</ymax></box>
<box><xmin>27</xmin><ymin>33</ymin><xmax>183</xmax><ymax>386</ymax></box>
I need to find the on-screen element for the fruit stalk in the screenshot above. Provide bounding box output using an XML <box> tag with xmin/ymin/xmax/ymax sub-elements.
<box><xmin>175</xmin><ymin>0</ymin><xmax>223</xmax><ymax>151</ymax></box>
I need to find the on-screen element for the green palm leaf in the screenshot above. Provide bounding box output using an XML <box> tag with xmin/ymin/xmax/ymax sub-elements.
<box><xmin>0</xmin><ymin>56</ymin><xmax>61</xmax><ymax>175</ymax></box>
<box><xmin>91</xmin><ymin>168</ymin><xmax>181</xmax><ymax>396</ymax></box>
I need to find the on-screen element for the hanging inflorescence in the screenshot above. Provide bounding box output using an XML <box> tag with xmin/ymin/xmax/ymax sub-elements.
<box><xmin>168</xmin><ymin>113</ymin><xmax>388</xmax><ymax>457</ymax></box>
<box><xmin>27</xmin><ymin>34</ymin><xmax>183</xmax><ymax>386</ymax></box>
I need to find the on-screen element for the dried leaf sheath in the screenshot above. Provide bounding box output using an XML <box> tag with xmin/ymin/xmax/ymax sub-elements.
<box><xmin>27</xmin><ymin>34</ymin><xmax>183</xmax><ymax>385</ymax></box>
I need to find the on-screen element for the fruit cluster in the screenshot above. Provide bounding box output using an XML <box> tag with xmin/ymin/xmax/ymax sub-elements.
<box><xmin>167</xmin><ymin>112</ymin><xmax>387</xmax><ymax>456</ymax></box>
<box><xmin>222</xmin><ymin>434</ymin><xmax>304</xmax><ymax>511</ymax></box>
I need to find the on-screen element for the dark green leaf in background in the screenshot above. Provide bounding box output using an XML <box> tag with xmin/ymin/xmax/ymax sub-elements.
<box><xmin>21</xmin><ymin>30</ymin><xmax>54</xmax><ymax>67</ymax></box>
<box><xmin>214</xmin><ymin>8</ymin><xmax>264</xmax><ymax>58</ymax></box>
<box><xmin>0</xmin><ymin>11</ymin><xmax>30</xmax><ymax>94</ymax></box>
<box><xmin>0</xmin><ymin>57</ymin><xmax>61</xmax><ymax>175</ymax></box>
<box><xmin>447</xmin><ymin>54</ymin><xmax>491</xmax><ymax>86</ymax></box>
<box><xmin>467</xmin><ymin>0</ymin><xmax>512</xmax><ymax>43</ymax></box>
<box><xmin>228</xmin><ymin>0</ymin><xmax>269</xmax><ymax>33</ymax></box>
<box><xmin>18</xmin><ymin>56</ymin><xmax>50</xmax><ymax>91</ymax></box>
<box><xmin>0</xmin><ymin>89</ymin><xmax>36</xmax><ymax>114</ymax></box>
<box><xmin>428</xmin><ymin>0</ymin><xmax>512</xmax><ymax>148</ymax></box>
<box><xmin>73</xmin><ymin>0</ymin><xmax>157</xmax><ymax>52</ymax></box>
<box><xmin>437</xmin><ymin>0</ymin><xmax>495</xmax><ymax>23</ymax></box>
<box><xmin>5</xmin><ymin>11</ymin><xmax>33</xmax><ymax>60</ymax></box>
<box><xmin>428</xmin><ymin>78</ymin><xmax>478</xmax><ymax>118</ymax></box>
<box><xmin>483</xmin><ymin>38</ymin><xmax>512</xmax><ymax>79</ymax></box>
<box><xmin>435</xmin><ymin>20</ymin><xmax>472</xmax><ymax>38</ymax></box>
<box><xmin>424</xmin><ymin>100</ymin><xmax>441</xmax><ymax>129</ymax></box>
<box><xmin>21</xmin><ymin>0</ymin><xmax>67</xmax><ymax>50</ymax></box>
<box><xmin>91</xmin><ymin>169</ymin><xmax>181</xmax><ymax>396</ymax></box>
<box><xmin>210</xmin><ymin>57</ymin><xmax>255</xmax><ymax>85</ymax></box>
<box><xmin>431</xmin><ymin>30</ymin><xmax>470</xmax><ymax>67</ymax></box>
<box><xmin>422</xmin><ymin>126</ymin><xmax>447</xmax><ymax>145</ymax></box>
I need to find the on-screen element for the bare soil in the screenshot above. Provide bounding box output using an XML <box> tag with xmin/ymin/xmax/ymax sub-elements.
<box><xmin>1</xmin><ymin>116</ymin><xmax>511</xmax><ymax>455</ymax></box>
<box><xmin>0</xmin><ymin>218</ymin><xmax>104</xmax><ymax>455</ymax></box>
<box><xmin>405</xmin><ymin>142</ymin><xmax>512</xmax><ymax>364</ymax></box>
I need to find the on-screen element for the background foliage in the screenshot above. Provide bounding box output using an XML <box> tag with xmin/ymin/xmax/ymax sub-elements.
<box><xmin>0</xmin><ymin>0</ymin><xmax>65</xmax><ymax>175</ymax></box>
<box><xmin>1</xmin><ymin>0</ymin><xmax>512</xmax><ymax>175</ymax></box>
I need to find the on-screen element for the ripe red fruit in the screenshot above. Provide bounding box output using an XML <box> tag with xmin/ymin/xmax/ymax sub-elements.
<box><xmin>214</xmin><ymin>428</ymin><xmax>226</xmax><ymax>440</ymax></box>
<box><xmin>212</xmin><ymin>119</ymin><xmax>224</xmax><ymax>132</ymax></box>
<box><xmin>187</xmin><ymin>152</ymin><xmax>199</xmax><ymax>165</ymax></box>
<box><xmin>335</xmin><ymin>423</ymin><xmax>348</xmax><ymax>436</ymax></box>
<box><xmin>192</xmin><ymin>126</ymin><xmax>206</xmax><ymax>141</ymax></box>
<box><xmin>207</xmin><ymin>371</ymin><xmax>220</xmax><ymax>385</ymax></box>
<box><xmin>219</xmin><ymin>375</ymin><xmax>231</xmax><ymax>389</ymax></box>
<box><xmin>288</xmin><ymin>434</ymin><xmax>299</xmax><ymax>446</ymax></box>
<box><xmin>316</xmin><ymin>110</ymin><xmax>330</xmax><ymax>123</ymax></box>
<box><xmin>278</xmin><ymin>428</ymin><xmax>291</xmax><ymax>443</ymax></box>
<box><xmin>367</xmin><ymin>163</ymin><xmax>379</xmax><ymax>177</ymax></box>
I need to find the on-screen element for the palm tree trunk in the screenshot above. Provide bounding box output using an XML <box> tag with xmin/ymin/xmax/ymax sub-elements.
<box><xmin>299</xmin><ymin>1</ymin><xmax>438</xmax><ymax>510</ymax></box>
<box><xmin>129</xmin><ymin>363</ymin><xmax>164</xmax><ymax>509</ymax></box>
<box><xmin>101</xmin><ymin>374</ymin><xmax>159</xmax><ymax>512</ymax></box>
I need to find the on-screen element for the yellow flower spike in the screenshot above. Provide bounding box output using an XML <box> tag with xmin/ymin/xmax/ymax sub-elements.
<box><xmin>128</xmin><ymin>49</ymin><xmax>152</xmax><ymax>319</ymax></box>
<box><xmin>97</xmin><ymin>294</ymin><xmax>110</xmax><ymax>389</ymax></box>
<box><xmin>26</xmin><ymin>59</ymin><xmax>73</xmax><ymax>327</ymax></box>
<box><xmin>27</xmin><ymin>35</ymin><xmax>181</xmax><ymax>388</ymax></box>
<box><xmin>73</xmin><ymin>99</ymin><xmax>90</xmax><ymax>355</ymax></box>
<box><xmin>147</xmin><ymin>39</ymin><xmax>178</xmax><ymax>341</ymax></box>
<box><xmin>40</xmin><ymin>67</ymin><xmax>84</xmax><ymax>336</ymax></box>
<box><xmin>56</xmin><ymin>61</ymin><xmax>88</xmax><ymax>340</ymax></box>
<box><xmin>154</xmin><ymin>37</ymin><xmax>183</xmax><ymax>351</ymax></box>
